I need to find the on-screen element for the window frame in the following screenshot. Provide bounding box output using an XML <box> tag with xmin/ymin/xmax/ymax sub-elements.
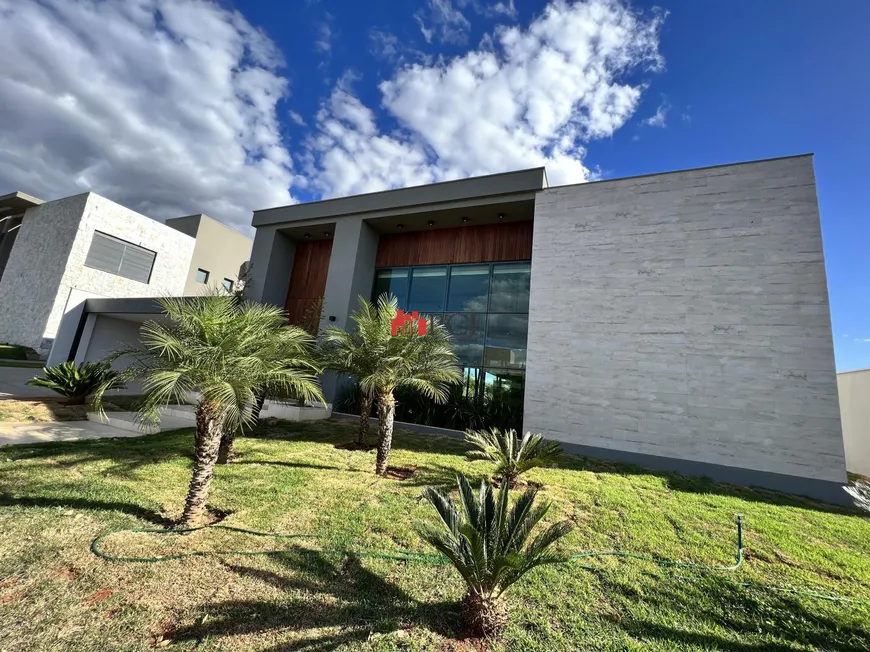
<box><xmin>196</xmin><ymin>268</ymin><xmax>210</xmax><ymax>284</ymax></box>
<box><xmin>222</xmin><ymin>278</ymin><xmax>234</xmax><ymax>292</ymax></box>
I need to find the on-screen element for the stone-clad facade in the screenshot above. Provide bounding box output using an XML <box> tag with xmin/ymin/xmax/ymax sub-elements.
<box><xmin>0</xmin><ymin>192</ymin><xmax>195</xmax><ymax>356</ymax></box>
<box><xmin>524</xmin><ymin>155</ymin><xmax>846</xmax><ymax>491</ymax></box>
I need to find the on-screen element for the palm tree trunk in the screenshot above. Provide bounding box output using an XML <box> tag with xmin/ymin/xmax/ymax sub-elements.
<box><xmin>181</xmin><ymin>401</ymin><xmax>222</xmax><ymax>526</ymax></box>
<box><xmin>216</xmin><ymin>428</ymin><xmax>236</xmax><ymax>465</ymax></box>
<box><xmin>251</xmin><ymin>390</ymin><xmax>267</xmax><ymax>421</ymax></box>
<box><xmin>462</xmin><ymin>591</ymin><xmax>508</xmax><ymax>637</ymax></box>
<box><xmin>375</xmin><ymin>391</ymin><xmax>395</xmax><ymax>475</ymax></box>
<box><xmin>358</xmin><ymin>391</ymin><xmax>373</xmax><ymax>445</ymax></box>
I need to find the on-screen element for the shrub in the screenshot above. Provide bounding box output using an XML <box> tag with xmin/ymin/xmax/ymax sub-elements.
<box><xmin>420</xmin><ymin>473</ymin><xmax>572</xmax><ymax>637</ymax></box>
<box><xmin>464</xmin><ymin>427</ymin><xmax>562</xmax><ymax>488</ymax></box>
<box><xmin>845</xmin><ymin>481</ymin><xmax>870</xmax><ymax>513</ymax></box>
<box><xmin>27</xmin><ymin>361</ymin><xmax>124</xmax><ymax>405</ymax></box>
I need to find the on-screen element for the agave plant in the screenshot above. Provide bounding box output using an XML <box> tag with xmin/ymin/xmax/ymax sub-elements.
<box><xmin>845</xmin><ymin>480</ymin><xmax>870</xmax><ymax>513</ymax></box>
<box><xmin>465</xmin><ymin>428</ymin><xmax>563</xmax><ymax>488</ymax></box>
<box><xmin>27</xmin><ymin>361</ymin><xmax>124</xmax><ymax>405</ymax></box>
<box><xmin>420</xmin><ymin>473</ymin><xmax>572</xmax><ymax>637</ymax></box>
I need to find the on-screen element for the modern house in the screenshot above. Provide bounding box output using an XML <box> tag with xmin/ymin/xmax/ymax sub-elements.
<box><xmin>49</xmin><ymin>154</ymin><xmax>850</xmax><ymax>503</ymax></box>
<box><xmin>0</xmin><ymin>190</ymin><xmax>252</xmax><ymax>359</ymax></box>
<box><xmin>837</xmin><ymin>368</ymin><xmax>870</xmax><ymax>477</ymax></box>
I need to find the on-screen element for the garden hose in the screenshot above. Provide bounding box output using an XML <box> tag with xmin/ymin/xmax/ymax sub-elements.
<box><xmin>89</xmin><ymin>515</ymin><xmax>863</xmax><ymax>604</ymax></box>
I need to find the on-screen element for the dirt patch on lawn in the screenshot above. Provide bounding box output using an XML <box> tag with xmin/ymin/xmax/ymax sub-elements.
<box><xmin>0</xmin><ymin>397</ymin><xmax>140</xmax><ymax>423</ymax></box>
<box><xmin>334</xmin><ymin>441</ymin><xmax>378</xmax><ymax>451</ymax></box>
<box><xmin>0</xmin><ymin>399</ymin><xmax>89</xmax><ymax>423</ymax></box>
<box><xmin>382</xmin><ymin>466</ymin><xmax>418</xmax><ymax>481</ymax></box>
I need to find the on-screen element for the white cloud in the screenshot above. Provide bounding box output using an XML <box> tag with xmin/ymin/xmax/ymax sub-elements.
<box><xmin>288</xmin><ymin>111</ymin><xmax>307</xmax><ymax>127</ymax></box>
<box><xmin>306</xmin><ymin>0</ymin><xmax>664</xmax><ymax>197</ymax></box>
<box><xmin>0</xmin><ymin>0</ymin><xmax>295</xmax><ymax>232</ymax></box>
<box><xmin>642</xmin><ymin>102</ymin><xmax>669</xmax><ymax>128</ymax></box>
<box><xmin>315</xmin><ymin>14</ymin><xmax>333</xmax><ymax>55</ymax></box>
<box><xmin>460</xmin><ymin>0</ymin><xmax>518</xmax><ymax>18</ymax></box>
<box><xmin>415</xmin><ymin>0</ymin><xmax>472</xmax><ymax>44</ymax></box>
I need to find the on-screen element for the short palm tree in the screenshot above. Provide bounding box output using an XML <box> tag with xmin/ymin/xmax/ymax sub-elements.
<box><xmin>318</xmin><ymin>302</ymin><xmax>379</xmax><ymax>446</ymax></box>
<box><xmin>420</xmin><ymin>473</ymin><xmax>573</xmax><ymax>637</ymax></box>
<box><xmin>93</xmin><ymin>296</ymin><xmax>323</xmax><ymax>526</ymax></box>
<box><xmin>845</xmin><ymin>480</ymin><xmax>870</xmax><ymax>513</ymax></box>
<box><xmin>27</xmin><ymin>361</ymin><xmax>124</xmax><ymax>405</ymax></box>
<box><xmin>465</xmin><ymin>428</ymin><xmax>562</xmax><ymax>488</ymax></box>
<box><xmin>321</xmin><ymin>294</ymin><xmax>462</xmax><ymax>474</ymax></box>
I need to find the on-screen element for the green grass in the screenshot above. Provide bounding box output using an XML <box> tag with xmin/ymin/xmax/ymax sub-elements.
<box><xmin>0</xmin><ymin>343</ymin><xmax>37</xmax><ymax>361</ymax></box>
<box><xmin>0</xmin><ymin>419</ymin><xmax>868</xmax><ymax>651</ymax></box>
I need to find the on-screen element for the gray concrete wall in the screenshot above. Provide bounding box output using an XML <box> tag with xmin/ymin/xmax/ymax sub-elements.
<box><xmin>245</xmin><ymin>226</ymin><xmax>296</xmax><ymax>306</ymax></box>
<box><xmin>524</xmin><ymin>155</ymin><xmax>847</xmax><ymax>492</ymax></box>
<box><xmin>838</xmin><ymin>369</ymin><xmax>870</xmax><ymax>476</ymax></box>
<box><xmin>166</xmin><ymin>215</ymin><xmax>253</xmax><ymax>295</ymax></box>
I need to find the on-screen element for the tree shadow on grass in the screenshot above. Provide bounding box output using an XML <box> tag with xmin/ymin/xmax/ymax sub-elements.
<box><xmin>171</xmin><ymin>551</ymin><xmax>460</xmax><ymax>651</ymax></box>
<box><xmin>0</xmin><ymin>494</ymin><xmax>172</xmax><ymax>527</ymax></box>
<box><xmin>598</xmin><ymin>569</ymin><xmax>870</xmax><ymax>651</ymax></box>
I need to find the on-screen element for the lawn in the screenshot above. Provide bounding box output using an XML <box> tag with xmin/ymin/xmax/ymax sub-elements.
<box><xmin>0</xmin><ymin>344</ymin><xmax>38</xmax><ymax>362</ymax></box>
<box><xmin>0</xmin><ymin>396</ymin><xmax>179</xmax><ymax>423</ymax></box>
<box><xmin>0</xmin><ymin>419</ymin><xmax>868</xmax><ymax>651</ymax></box>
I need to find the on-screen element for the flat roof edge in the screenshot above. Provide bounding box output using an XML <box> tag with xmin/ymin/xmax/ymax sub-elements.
<box><xmin>252</xmin><ymin>167</ymin><xmax>547</xmax><ymax>227</ymax></box>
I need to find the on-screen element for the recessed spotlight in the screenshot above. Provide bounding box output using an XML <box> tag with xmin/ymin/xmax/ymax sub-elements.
<box><xmin>497</xmin><ymin>213</ymin><xmax>505</xmax><ymax>220</ymax></box>
<box><xmin>461</xmin><ymin>216</ymin><xmax>470</xmax><ymax>223</ymax></box>
<box><xmin>324</xmin><ymin>231</ymin><xmax>331</xmax><ymax>237</ymax></box>
<box><xmin>427</xmin><ymin>220</ymin><xmax>435</xmax><ymax>226</ymax></box>
<box><xmin>397</xmin><ymin>223</ymin><xmax>405</xmax><ymax>230</ymax></box>
<box><xmin>303</xmin><ymin>233</ymin><xmax>311</xmax><ymax>239</ymax></box>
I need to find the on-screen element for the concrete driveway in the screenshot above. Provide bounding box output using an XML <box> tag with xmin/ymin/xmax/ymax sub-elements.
<box><xmin>0</xmin><ymin>366</ymin><xmax>52</xmax><ymax>399</ymax></box>
<box><xmin>0</xmin><ymin>420</ymin><xmax>148</xmax><ymax>447</ymax></box>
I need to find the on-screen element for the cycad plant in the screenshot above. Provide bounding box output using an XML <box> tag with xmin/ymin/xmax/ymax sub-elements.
<box><xmin>321</xmin><ymin>294</ymin><xmax>462</xmax><ymax>474</ymax></box>
<box><xmin>93</xmin><ymin>296</ymin><xmax>323</xmax><ymax>526</ymax></box>
<box><xmin>845</xmin><ymin>481</ymin><xmax>870</xmax><ymax>513</ymax></box>
<box><xmin>420</xmin><ymin>473</ymin><xmax>573</xmax><ymax>637</ymax></box>
<box><xmin>27</xmin><ymin>361</ymin><xmax>124</xmax><ymax>404</ymax></box>
<box><xmin>465</xmin><ymin>428</ymin><xmax>562</xmax><ymax>488</ymax></box>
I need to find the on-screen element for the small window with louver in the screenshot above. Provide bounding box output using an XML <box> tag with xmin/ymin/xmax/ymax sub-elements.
<box><xmin>84</xmin><ymin>231</ymin><xmax>156</xmax><ymax>283</ymax></box>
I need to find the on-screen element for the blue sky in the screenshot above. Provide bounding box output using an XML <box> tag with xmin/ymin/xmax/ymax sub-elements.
<box><xmin>0</xmin><ymin>0</ymin><xmax>867</xmax><ymax>370</ymax></box>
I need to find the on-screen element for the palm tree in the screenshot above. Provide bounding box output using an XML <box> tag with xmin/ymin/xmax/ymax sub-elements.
<box><xmin>464</xmin><ymin>428</ymin><xmax>563</xmax><ymax>488</ymax></box>
<box><xmin>93</xmin><ymin>296</ymin><xmax>323</xmax><ymax>526</ymax></box>
<box><xmin>321</xmin><ymin>294</ymin><xmax>462</xmax><ymax>474</ymax></box>
<box><xmin>420</xmin><ymin>473</ymin><xmax>573</xmax><ymax>636</ymax></box>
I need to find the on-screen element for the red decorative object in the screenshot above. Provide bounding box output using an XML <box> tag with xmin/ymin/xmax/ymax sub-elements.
<box><xmin>391</xmin><ymin>310</ymin><xmax>428</xmax><ymax>336</ymax></box>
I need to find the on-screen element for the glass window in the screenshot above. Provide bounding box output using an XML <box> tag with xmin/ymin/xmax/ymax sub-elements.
<box><xmin>442</xmin><ymin>312</ymin><xmax>486</xmax><ymax>367</ymax></box>
<box><xmin>446</xmin><ymin>265</ymin><xmax>490</xmax><ymax>312</ymax></box>
<box><xmin>408</xmin><ymin>266</ymin><xmax>447</xmax><ymax>314</ymax></box>
<box><xmin>489</xmin><ymin>262</ymin><xmax>531</xmax><ymax>313</ymax></box>
<box><xmin>222</xmin><ymin>278</ymin><xmax>234</xmax><ymax>292</ymax></box>
<box><xmin>373</xmin><ymin>268</ymin><xmax>409</xmax><ymax>308</ymax></box>
<box><xmin>484</xmin><ymin>313</ymin><xmax>528</xmax><ymax>369</ymax></box>
<box><xmin>196</xmin><ymin>268</ymin><xmax>209</xmax><ymax>284</ymax></box>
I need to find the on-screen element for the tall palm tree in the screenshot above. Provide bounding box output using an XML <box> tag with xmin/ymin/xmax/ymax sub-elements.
<box><xmin>93</xmin><ymin>296</ymin><xmax>323</xmax><ymax>526</ymax></box>
<box><xmin>321</xmin><ymin>294</ymin><xmax>462</xmax><ymax>474</ymax></box>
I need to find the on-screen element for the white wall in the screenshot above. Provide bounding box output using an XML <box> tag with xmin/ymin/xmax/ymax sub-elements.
<box><xmin>0</xmin><ymin>192</ymin><xmax>195</xmax><ymax>356</ymax></box>
<box><xmin>78</xmin><ymin>315</ymin><xmax>146</xmax><ymax>370</ymax></box>
<box><xmin>524</xmin><ymin>156</ymin><xmax>847</xmax><ymax>486</ymax></box>
<box><xmin>838</xmin><ymin>369</ymin><xmax>870</xmax><ymax>476</ymax></box>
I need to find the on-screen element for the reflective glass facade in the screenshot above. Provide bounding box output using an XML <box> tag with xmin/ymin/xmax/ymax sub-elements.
<box><xmin>373</xmin><ymin>261</ymin><xmax>531</xmax><ymax>430</ymax></box>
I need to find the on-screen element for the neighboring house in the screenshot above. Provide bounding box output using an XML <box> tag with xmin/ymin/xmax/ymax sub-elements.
<box><xmin>51</xmin><ymin>154</ymin><xmax>850</xmax><ymax>504</ymax></box>
<box><xmin>164</xmin><ymin>214</ymin><xmax>252</xmax><ymax>295</ymax></box>
<box><xmin>838</xmin><ymin>368</ymin><xmax>870</xmax><ymax>477</ymax></box>
<box><xmin>0</xmin><ymin>191</ymin><xmax>251</xmax><ymax>359</ymax></box>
